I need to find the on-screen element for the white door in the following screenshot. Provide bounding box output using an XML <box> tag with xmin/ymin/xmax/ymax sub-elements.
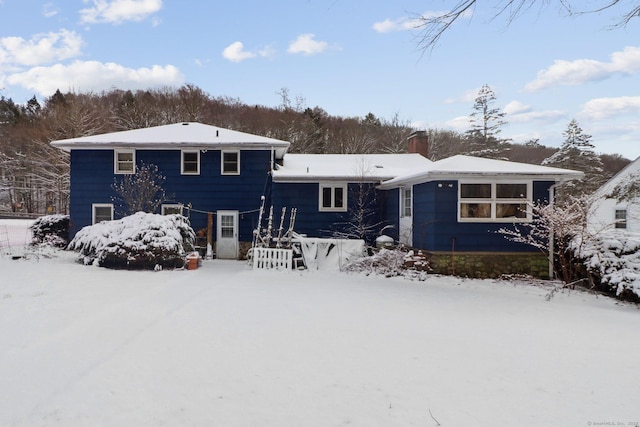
<box><xmin>216</xmin><ymin>210</ymin><xmax>238</xmax><ymax>259</ymax></box>
<box><xmin>399</xmin><ymin>187</ymin><xmax>413</xmax><ymax>247</ymax></box>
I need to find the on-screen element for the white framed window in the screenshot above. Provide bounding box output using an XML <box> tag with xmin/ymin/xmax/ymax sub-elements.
<box><xmin>615</xmin><ymin>208</ymin><xmax>627</xmax><ymax>229</ymax></box>
<box><xmin>401</xmin><ymin>187</ymin><xmax>412</xmax><ymax>217</ymax></box>
<box><xmin>181</xmin><ymin>150</ymin><xmax>200</xmax><ymax>175</ymax></box>
<box><xmin>221</xmin><ymin>150</ymin><xmax>240</xmax><ymax>175</ymax></box>
<box><xmin>162</xmin><ymin>204</ymin><xmax>183</xmax><ymax>216</ymax></box>
<box><xmin>92</xmin><ymin>203</ymin><xmax>113</xmax><ymax>224</ymax></box>
<box><xmin>319</xmin><ymin>183</ymin><xmax>347</xmax><ymax>212</ymax></box>
<box><xmin>458</xmin><ymin>181</ymin><xmax>531</xmax><ymax>222</ymax></box>
<box><xmin>114</xmin><ymin>149</ymin><xmax>135</xmax><ymax>174</ymax></box>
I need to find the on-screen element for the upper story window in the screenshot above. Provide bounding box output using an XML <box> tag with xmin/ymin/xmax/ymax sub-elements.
<box><xmin>459</xmin><ymin>182</ymin><xmax>531</xmax><ymax>222</ymax></box>
<box><xmin>92</xmin><ymin>203</ymin><xmax>113</xmax><ymax>224</ymax></box>
<box><xmin>221</xmin><ymin>150</ymin><xmax>240</xmax><ymax>175</ymax></box>
<box><xmin>319</xmin><ymin>183</ymin><xmax>347</xmax><ymax>212</ymax></box>
<box><xmin>181</xmin><ymin>150</ymin><xmax>200</xmax><ymax>175</ymax></box>
<box><xmin>401</xmin><ymin>187</ymin><xmax>412</xmax><ymax>217</ymax></box>
<box><xmin>114</xmin><ymin>149</ymin><xmax>135</xmax><ymax>174</ymax></box>
<box><xmin>615</xmin><ymin>208</ymin><xmax>627</xmax><ymax>229</ymax></box>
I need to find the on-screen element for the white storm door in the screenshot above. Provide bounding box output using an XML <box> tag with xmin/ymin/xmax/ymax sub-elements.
<box><xmin>217</xmin><ymin>210</ymin><xmax>238</xmax><ymax>259</ymax></box>
<box><xmin>399</xmin><ymin>187</ymin><xmax>413</xmax><ymax>247</ymax></box>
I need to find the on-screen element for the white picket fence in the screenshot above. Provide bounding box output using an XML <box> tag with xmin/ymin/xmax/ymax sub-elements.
<box><xmin>252</xmin><ymin>247</ymin><xmax>293</xmax><ymax>270</ymax></box>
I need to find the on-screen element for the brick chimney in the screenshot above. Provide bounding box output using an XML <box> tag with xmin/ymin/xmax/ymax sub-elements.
<box><xmin>407</xmin><ymin>130</ymin><xmax>428</xmax><ymax>158</ymax></box>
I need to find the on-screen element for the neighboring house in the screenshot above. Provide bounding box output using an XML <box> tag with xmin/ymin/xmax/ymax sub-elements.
<box><xmin>588</xmin><ymin>156</ymin><xmax>640</xmax><ymax>233</ymax></box>
<box><xmin>52</xmin><ymin>123</ymin><xmax>583</xmax><ymax>276</ymax></box>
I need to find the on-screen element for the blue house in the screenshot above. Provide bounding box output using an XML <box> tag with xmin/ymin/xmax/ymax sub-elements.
<box><xmin>51</xmin><ymin>122</ymin><xmax>290</xmax><ymax>259</ymax></box>
<box><xmin>52</xmin><ymin>123</ymin><xmax>583</xmax><ymax>275</ymax></box>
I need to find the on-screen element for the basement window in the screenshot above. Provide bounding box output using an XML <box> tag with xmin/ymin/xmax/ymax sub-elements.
<box><xmin>162</xmin><ymin>204</ymin><xmax>183</xmax><ymax>216</ymax></box>
<box><xmin>459</xmin><ymin>182</ymin><xmax>531</xmax><ymax>222</ymax></box>
<box><xmin>92</xmin><ymin>203</ymin><xmax>113</xmax><ymax>224</ymax></box>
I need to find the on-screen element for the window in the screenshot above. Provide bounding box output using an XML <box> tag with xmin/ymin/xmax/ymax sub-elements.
<box><xmin>162</xmin><ymin>204</ymin><xmax>183</xmax><ymax>216</ymax></box>
<box><xmin>220</xmin><ymin>214</ymin><xmax>235</xmax><ymax>238</ymax></box>
<box><xmin>114</xmin><ymin>150</ymin><xmax>135</xmax><ymax>174</ymax></box>
<box><xmin>319</xmin><ymin>183</ymin><xmax>347</xmax><ymax>212</ymax></box>
<box><xmin>92</xmin><ymin>204</ymin><xmax>113</xmax><ymax>224</ymax></box>
<box><xmin>459</xmin><ymin>182</ymin><xmax>530</xmax><ymax>222</ymax></box>
<box><xmin>181</xmin><ymin>150</ymin><xmax>200</xmax><ymax>175</ymax></box>
<box><xmin>221</xmin><ymin>150</ymin><xmax>240</xmax><ymax>175</ymax></box>
<box><xmin>615</xmin><ymin>209</ymin><xmax>627</xmax><ymax>229</ymax></box>
<box><xmin>401</xmin><ymin>187</ymin><xmax>412</xmax><ymax>217</ymax></box>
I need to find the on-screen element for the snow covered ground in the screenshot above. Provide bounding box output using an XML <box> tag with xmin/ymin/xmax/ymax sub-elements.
<box><xmin>1</xmin><ymin>220</ymin><xmax>639</xmax><ymax>426</ymax></box>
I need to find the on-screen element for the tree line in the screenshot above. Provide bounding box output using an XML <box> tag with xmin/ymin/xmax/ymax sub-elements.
<box><xmin>0</xmin><ymin>83</ymin><xmax>630</xmax><ymax>216</ymax></box>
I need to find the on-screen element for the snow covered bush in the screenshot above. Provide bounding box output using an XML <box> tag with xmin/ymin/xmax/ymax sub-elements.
<box><xmin>573</xmin><ymin>230</ymin><xmax>640</xmax><ymax>302</ymax></box>
<box><xmin>343</xmin><ymin>248</ymin><xmax>429</xmax><ymax>278</ymax></box>
<box><xmin>68</xmin><ymin>212</ymin><xmax>195</xmax><ymax>270</ymax></box>
<box><xmin>30</xmin><ymin>214</ymin><xmax>70</xmax><ymax>247</ymax></box>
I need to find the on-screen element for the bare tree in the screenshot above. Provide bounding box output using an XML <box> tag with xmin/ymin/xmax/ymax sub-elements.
<box><xmin>111</xmin><ymin>163</ymin><xmax>169</xmax><ymax>216</ymax></box>
<box><xmin>416</xmin><ymin>1</ymin><xmax>640</xmax><ymax>51</ymax></box>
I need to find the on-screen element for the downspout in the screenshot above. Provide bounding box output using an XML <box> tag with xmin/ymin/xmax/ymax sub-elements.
<box><xmin>547</xmin><ymin>180</ymin><xmax>564</xmax><ymax>279</ymax></box>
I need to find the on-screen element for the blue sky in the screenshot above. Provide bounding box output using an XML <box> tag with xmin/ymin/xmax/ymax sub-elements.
<box><xmin>1</xmin><ymin>1</ymin><xmax>639</xmax><ymax>159</ymax></box>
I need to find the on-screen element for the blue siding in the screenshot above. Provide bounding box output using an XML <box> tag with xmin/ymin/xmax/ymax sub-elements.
<box><xmin>411</xmin><ymin>180</ymin><xmax>555</xmax><ymax>252</ymax></box>
<box><xmin>380</xmin><ymin>188</ymin><xmax>399</xmax><ymax>241</ymax></box>
<box><xmin>69</xmin><ymin>150</ymin><xmax>118</xmax><ymax>237</ymax></box>
<box><xmin>69</xmin><ymin>149</ymin><xmax>272</xmax><ymax>240</ymax></box>
<box><xmin>271</xmin><ymin>182</ymin><xmax>388</xmax><ymax>244</ymax></box>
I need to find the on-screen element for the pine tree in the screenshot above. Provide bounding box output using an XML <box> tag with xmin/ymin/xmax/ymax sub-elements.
<box><xmin>464</xmin><ymin>84</ymin><xmax>509</xmax><ymax>158</ymax></box>
<box><xmin>542</xmin><ymin>119</ymin><xmax>604</xmax><ymax>197</ymax></box>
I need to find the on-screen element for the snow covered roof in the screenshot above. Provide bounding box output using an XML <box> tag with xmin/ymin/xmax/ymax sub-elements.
<box><xmin>592</xmin><ymin>155</ymin><xmax>640</xmax><ymax>198</ymax></box>
<box><xmin>378</xmin><ymin>155</ymin><xmax>584</xmax><ymax>189</ymax></box>
<box><xmin>271</xmin><ymin>153</ymin><xmax>433</xmax><ymax>182</ymax></box>
<box><xmin>51</xmin><ymin>122</ymin><xmax>291</xmax><ymax>158</ymax></box>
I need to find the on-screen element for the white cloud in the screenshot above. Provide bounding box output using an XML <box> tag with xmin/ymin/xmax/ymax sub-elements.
<box><xmin>79</xmin><ymin>0</ymin><xmax>163</xmax><ymax>25</ymax></box>
<box><xmin>579</xmin><ymin>96</ymin><xmax>640</xmax><ymax>120</ymax></box>
<box><xmin>372</xmin><ymin>11</ymin><xmax>463</xmax><ymax>33</ymax></box>
<box><xmin>0</xmin><ymin>30</ymin><xmax>83</xmax><ymax>67</ymax></box>
<box><xmin>504</xmin><ymin>100</ymin><xmax>531</xmax><ymax>115</ymax></box>
<box><xmin>6</xmin><ymin>60</ymin><xmax>183</xmax><ymax>96</ymax></box>
<box><xmin>525</xmin><ymin>46</ymin><xmax>640</xmax><ymax>92</ymax></box>
<box><xmin>503</xmin><ymin>100</ymin><xmax>565</xmax><ymax>123</ymax></box>
<box><xmin>222</xmin><ymin>42</ymin><xmax>256</xmax><ymax>63</ymax></box>
<box><xmin>43</xmin><ymin>2</ymin><xmax>60</xmax><ymax>18</ymax></box>
<box><xmin>287</xmin><ymin>34</ymin><xmax>328</xmax><ymax>55</ymax></box>
<box><xmin>444</xmin><ymin>115</ymin><xmax>469</xmax><ymax>131</ymax></box>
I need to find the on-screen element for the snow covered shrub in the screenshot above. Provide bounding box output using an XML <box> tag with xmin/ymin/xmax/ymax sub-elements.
<box><xmin>68</xmin><ymin>212</ymin><xmax>195</xmax><ymax>270</ymax></box>
<box><xmin>30</xmin><ymin>214</ymin><xmax>70</xmax><ymax>247</ymax></box>
<box><xmin>573</xmin><ymin>230</ymin><xmax>640</xmax><ymax>302</ymax></box>
<box><xmin>344</xmin><ymin>248</ymin><xmax>429</xmax><ymax>278</ymax></box>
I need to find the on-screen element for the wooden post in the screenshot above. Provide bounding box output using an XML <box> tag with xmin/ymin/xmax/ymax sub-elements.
<box><xmin>207</xmin><ymin>212</ymin><xmax>213</xmax><ymax>259</ymax></box>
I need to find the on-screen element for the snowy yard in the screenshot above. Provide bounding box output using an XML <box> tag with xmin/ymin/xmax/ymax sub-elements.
<box><xmin>1</xmin><ymin>220</ymin><xmax>639</xmax><ymax>426</ymax></box>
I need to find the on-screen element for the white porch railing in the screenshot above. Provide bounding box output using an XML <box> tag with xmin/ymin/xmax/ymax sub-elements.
<box><xmin>252</xmin><ymin>247</ymin><xmax>293</xmax><ymax>270</ymax></box>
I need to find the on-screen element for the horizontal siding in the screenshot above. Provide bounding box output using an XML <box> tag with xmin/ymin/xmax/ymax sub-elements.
<box><xmin>271</xmin><ymin>182</ymin><xmax>387</xmax><ymax>244</ymax></box>
<box><xmin>413</xmin><ymin>180</ymin><xmax>553</xmax><ymax>252</ymax></box>
<box><xmin>69</xmin><ymin>149</ymin><xmax>272</xmax><ymax>240</ymax></box>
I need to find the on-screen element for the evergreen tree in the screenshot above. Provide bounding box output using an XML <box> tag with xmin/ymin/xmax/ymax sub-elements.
<box><xmin>464</xmin><ymin>84</ymin><xmax>509</xmax><ymax>158</ymax></box>
<box><xmin>542</xmin><ymin>119</ymin><xmax>605</xmax><ymax>197</ymax></box>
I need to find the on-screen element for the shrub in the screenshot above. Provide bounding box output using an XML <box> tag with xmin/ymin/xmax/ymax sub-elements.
<box><xmin>30</xmin><ymin>214</ymin><xmax>70</xmax><ymax>248</ymax></box>
<box><xmin>68</xmin><ymin>212</ymin><xmax>195</xmax><ymax>270</ymax></box>
<box><xmin>573</xmin><ymin>230</ymin><xmax>640</xmax><ymax>302</ymax></box>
